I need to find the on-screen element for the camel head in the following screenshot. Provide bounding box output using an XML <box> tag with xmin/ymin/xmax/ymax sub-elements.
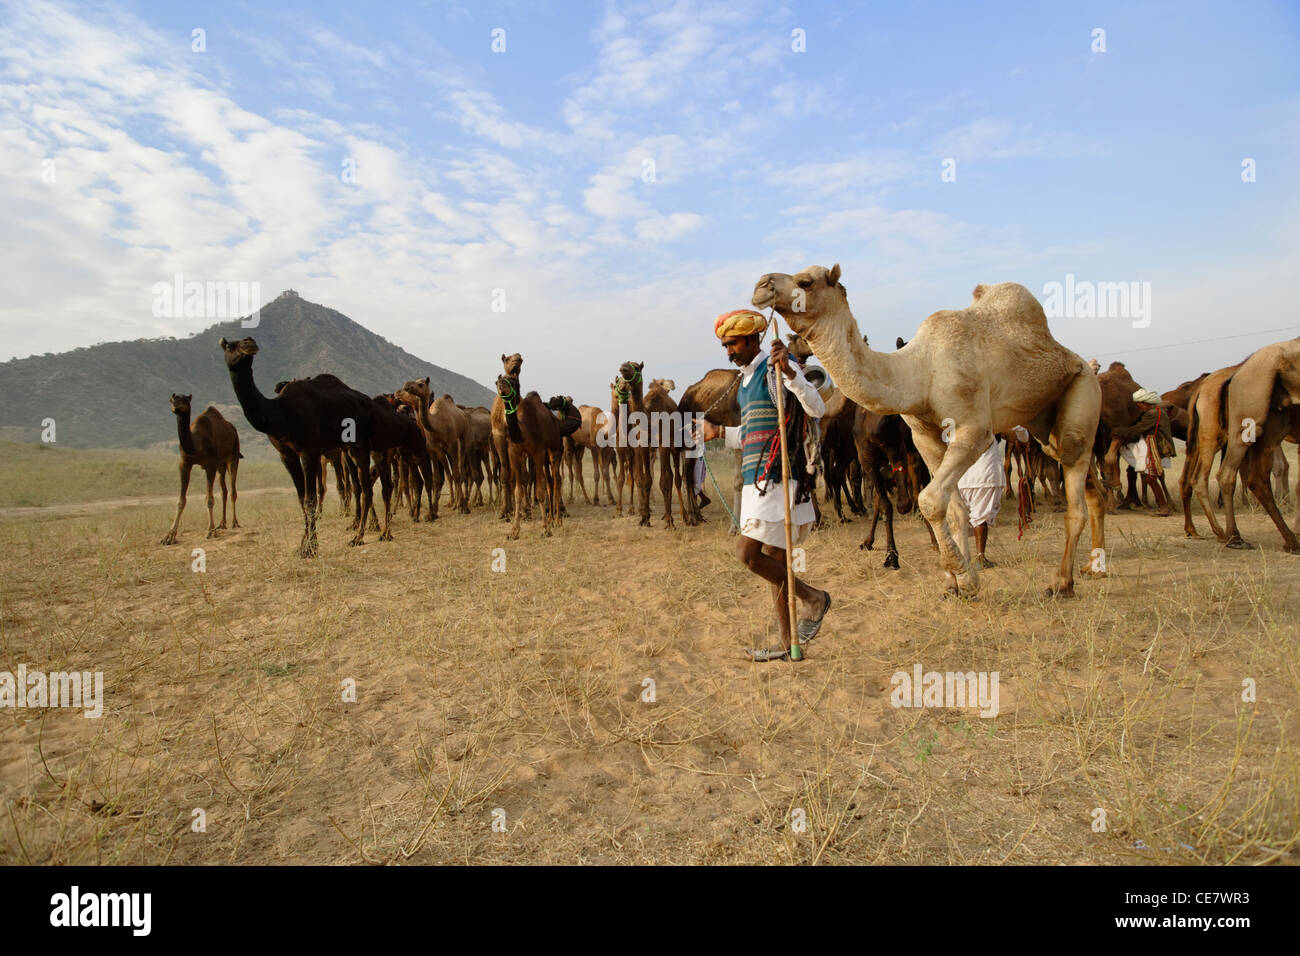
<box><xmin>617</xmin><ymin>360</ymin><xmax>644</xmax><ymax>389</ymax></box>
<box><xmin>401</xmin><ymin>377</ymin><xmax>432</xmax><ymax>403</ymax></box>
<box><xmin>219</xmin><ymin>336</ymin><xmax>259</xmax><ymax>369</ymax></box>
<box><xmin>501</xmin><ymin>353</ymin><xmax>523</xmax><ymax>377</ymax></box>
<box><xmin>393</xmin><ymin>387</ymin><xmax>419</xmax><ymax>409</ymax></box>
<box><xmin>495</xmin><ymin>375</ymin><xmax>519</xmax><ymax>405</ymax></box>
<box><xmin>751</xmin><ymin>264</ymin><xmax>845</xmax><ymax>340</ymax></box>
<box><xmin>648</xmin><ymin>378</ymin><xmax>675</xmax><ymax>394</ymax></box>
<box><xmin>786</xmin><ymin>333</ymin><xmax>814</xmax><ymax>363</ymax></box>
<box><xmin>168</xmin><ymin>393</ymin><xmax>192</xmax><ymax>415</ymax></box>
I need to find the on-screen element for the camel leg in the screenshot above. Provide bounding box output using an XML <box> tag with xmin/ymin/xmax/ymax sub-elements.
<box><xmin>1180</xmin><ymin>449</ymin><xmax>1201</xmax><ymax>537</ymax></box>
<box><xmin>575</xmin><ymin>445</ymin><xmax>593</xmax><ymax>505</ymax></box>
<box><xmin>1193</xmin><ymin>443</ymin><xmax>1229</xmax><ymax>542</ymax></box>
<box><xmin>456</xmin><ymin>442</ymin><xmax>471</xmax><ymax>514</ymax></box>
<box><xmin>1241</xmin><ymin>439</ymin><xmax>1300</xmax><ymax>552</ymax></box>
<box><xmin>349</xmin><ymin>448</ymin><xmax>373</xmax><ymax>547</ymax></box>
<box><xmin>508</xmin><ymin>448</ymin><xmax>525</xmax><ymax>540</ymax></box>
<box><xmin>1216</xmin><ymin>439</ymin><xmax>1252</xmax><ymax>548</ymax></box>
<box><xmin>300</xmin><ymin>453</ymin><xmax>322</xmax><ymax>557</ymax></box>
<box><xmin>378</xmin><ymin>454</ymin><xmax>395</xmax><ymax>541</ymax></box>
<box><xmin>229</xmin><ymin>457</ymin><xmax>240</xmax><ymax>528</ymax></box>
<box><xmin>162</xmin><ymin>463</ymin><xmax>192</xmax><ymax>544</ymax></box>
<box><xmin>216</xmin><ymin>466</ymin><xmax>229</xmax><ymax>529</ymax></box>
<box><xmin>658</xmin><ymin>449</ymin><xmax>676</xmax><ymax>530</ymax></box>
<box><xmin>204</xmin><ymin>468</ymin><xmax>218</xmax><ymax>538</ymax></box>
<box><xmin>1039</xmin><ymin>375</ymin><xmax>1106</xmax><ymax>596</ymax></box>
<box><xmin>908</xmin><ymin>422</ymin><xmax>984</xmax><ymax>596</ymax></box>
<box><xmin>637</xmin><ymin>449</ymin><xmax>652</xmax><ymax>527</ymax></box>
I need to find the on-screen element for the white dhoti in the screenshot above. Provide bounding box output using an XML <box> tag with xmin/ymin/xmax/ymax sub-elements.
<box><xmin>739</xmin><ymin>479</ymin><xmax>817</xmax><ymax>548</ymax></box>
<box><xmin>1119</xmin><ymin>439</ymin><xmax>1150</xmax><ymax>473</ymax></box>
<box><xmin>958</xmin><ymin>439</ymin><xmax>1007</xmax><ymax>528</ymax></box>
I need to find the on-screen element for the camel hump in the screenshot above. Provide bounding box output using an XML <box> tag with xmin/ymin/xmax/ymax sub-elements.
<box><xmin>972</xmin><ymin>284</ymin><xmax>989</xmax><ymax>301</ymax></box>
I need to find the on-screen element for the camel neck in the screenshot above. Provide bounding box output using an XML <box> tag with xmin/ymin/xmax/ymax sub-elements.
<box><xmin>805</xmin><ymin>310</ymin><xmax>915</xmax><ymax>415</ymax></box>
<box><xmin>228</xmin><ymin>361</ymin><xmax>279</xmax><ymax>433</ymax></box>
<box><xmin>175</xmin><ymin>409</ymin><xmax>197</xmax><ymax>456</ymax></box>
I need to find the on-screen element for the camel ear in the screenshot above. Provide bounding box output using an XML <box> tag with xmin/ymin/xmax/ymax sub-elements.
<box><xmin>828</xmin><ymin>263</ymin><xmax>841</xmax><ymax>285</ymax></box>
<box><xmin>501</xmin><ymin>353</ymin><xmax>507</xmax><ymax>363</ymax></box>
<box><xmin>219</xmin><ymin>337</ymin><xmax>227</xmax><ymax>348</ymax></box>
<box><xmin>184</xmin><ymin>393</ymin><xmax>192</xmax><ymax>401</ymax></box>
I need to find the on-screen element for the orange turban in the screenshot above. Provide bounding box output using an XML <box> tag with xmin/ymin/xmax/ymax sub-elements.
<box><xmin>715</xmin><ymin>309</ymin><xmax>767</xmax><ymax>339</ymax></box>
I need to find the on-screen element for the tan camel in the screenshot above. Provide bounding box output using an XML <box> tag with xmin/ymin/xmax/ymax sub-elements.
<box><xmin>615</xmin><ymin>362</ymin><xmax>692</xmax><ymax>529</ymax></box>
<box><xmin>753</xmin><ymin>264</ymin><xmax>1106</xmax><ymax>596</ymax></box>
<box><xmin>161</xmin><ymin>394</ymin><xmax>242</xmax><ymax>544</ymax></box>
<box><xmin>459</xmin><ymin>404</ymin><xmax>494</xmax><ymax>507</ymax></box>
<box><xmin>1180</xmin><ymin>362</ymin><xmax>1242</xmax><ymax>540</ymax></box>
<box><xmin>606</xmin><ymin>380</ymin><xmax>636</xmax><ymax>517</ymax></box>
<box><xmin>676</xmin><ymin>368</ymin><xmax>743</xmax><ymax>527</ymax></box>
<box><xmin>492</xmin><ymin>354</ymin><xmax>524</xmax><ymax>521</ymax></box>
<box><xmin>560</xmin><ymin>403</ymin><xmax>613</xmax><ymax>505</ymax></box>
<box><xmin>1216</xmin><ymin>338</ymin><xmax>1300</xmax><ymax>552</ymax></box>
<box><xmin>396</xmin><ymin>378</ymin><xmax>471</xmax><ymax>517</ymax></box>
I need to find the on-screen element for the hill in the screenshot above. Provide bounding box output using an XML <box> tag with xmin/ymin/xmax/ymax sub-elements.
<box><xmin>0</xmin><ymin>291</ymin><xmax>495</xmax><ymax>450</ymax></box>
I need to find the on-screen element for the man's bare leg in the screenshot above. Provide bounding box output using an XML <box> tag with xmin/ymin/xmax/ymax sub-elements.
<box><xmin>737</xmin><ymin>536</ymin><xmax>827</xmax><ymax>648</ymax></box>
<box><xmin>974</xmin><ymin>523</ymin><xmax>994</xmax><ymax>568</ymax></box>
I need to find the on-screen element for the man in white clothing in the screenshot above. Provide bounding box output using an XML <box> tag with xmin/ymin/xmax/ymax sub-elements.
<box><xmin>694</xmin><ymin>309</ymin><xmax>830</xmax><ymax>661</ymax></box>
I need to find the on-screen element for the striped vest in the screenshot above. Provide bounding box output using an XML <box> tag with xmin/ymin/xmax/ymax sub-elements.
<box><xmin>739</xmin><ymin>355</ymin><xmax>781</xmax><ymax>486</ymax></box>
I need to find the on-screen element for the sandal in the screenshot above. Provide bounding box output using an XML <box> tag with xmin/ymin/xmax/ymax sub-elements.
<box><xmin>797</xmin><ymin>591</ymin><xmax>832</xmax><ymax>643</ymax></box>
<box><xmin>745</xmin><ymin>646</ymin><xmax>790</xmax><ymax>662</ymax></box>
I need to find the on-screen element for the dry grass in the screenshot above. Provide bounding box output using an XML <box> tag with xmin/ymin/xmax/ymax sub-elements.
<box><xmin>1</xmin><ymin>446</ymin><xmax>1298</xmax><ymax>865</ymax></box>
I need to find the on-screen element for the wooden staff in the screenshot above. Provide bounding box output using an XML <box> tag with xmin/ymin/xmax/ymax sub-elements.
<box><xmin>768</xmin><ymin>311</ymin><xmax>802</xmax><ymax>661</ymax></box>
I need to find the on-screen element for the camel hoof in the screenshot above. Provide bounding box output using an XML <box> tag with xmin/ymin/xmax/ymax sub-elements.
<box><xmin>1046</xmin><ymin>585</ymin><xmax>1076</xmax><ymax>598</ymax></box>
<box><xmin>839</xmin><ymin>517</ymin><xmax>853</xmax><ymax>524</ymax></box>
<box><xmin>639</xmin><ymin>519</ymin><xmax>651</xmax><ymax>528</ymax></box>
<box><xmin>160</xmin><ymin>536</ymin><xmax>176</xmax><ymax>545</ymax></box>
<box><xmin>1284</xmin><ymin>545</ymin><xmax>1300</xmax><ymax>555</ymax></box>
<box><xmin>883</xmin><ymin>551</ymin><xmax>899</xmax><ymax>570</ymax></box>
<box><xmin>380</xmin><ymin>532</ymin><xmax>393</xmax><ymax>542</ymax></box>
<box><xmin>1225</xmin><ymin>539</ymin><xmax>1256</xmax><ymax>550</ymax></box>
<box><xmin>860</xmin><ymin>541</ymin><xmax>874</xmax><ymax>551</ymax></box>
<box><xmin>349</xmin><ymin>536</ymin><xmax>365</xmax><ymax>547</ymax></box>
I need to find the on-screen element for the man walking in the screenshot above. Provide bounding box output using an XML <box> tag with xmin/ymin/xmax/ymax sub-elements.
<box><xmin>694</xmin><ymin>309</ymin><xmax>831</xmax><ymax>661</ymax></box>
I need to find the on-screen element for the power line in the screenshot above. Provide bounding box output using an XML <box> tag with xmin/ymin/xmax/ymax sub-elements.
<box><xmin>1104</xmin><ymin>325</ymin><xmax>1300</xmax><ymax>357</ymax></box>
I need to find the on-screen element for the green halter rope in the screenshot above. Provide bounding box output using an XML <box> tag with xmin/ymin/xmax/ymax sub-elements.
<box><xmin>499</xmin><ymin>377</ymin><xmax>519</xmax><ymax>415</ymax></box>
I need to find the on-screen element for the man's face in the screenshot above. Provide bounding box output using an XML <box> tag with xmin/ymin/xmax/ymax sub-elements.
<box><xmin>722</xmin><ymin>333</ymin><xmax>761</xmax><ymax>367</ymax></box>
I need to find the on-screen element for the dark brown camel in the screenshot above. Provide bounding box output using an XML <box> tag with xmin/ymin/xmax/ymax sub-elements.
<box><xmin>161</xmin><ymin>394</ymin><xmax>242</xmax><ymax>544</ymax></box>
<box><xmin>854</xmin><ymin>407</ymin><xmax>926</xmax><ymax>568</ymax></box>
<box><xmin>220</xmin><ymin>337</ymin><xmax>377</xmax><ymax>557</ymax></box>
<box><xmin>496</xmin><ymin>372</ymin><xmax>577</xmax><ymax>538</ymax></box>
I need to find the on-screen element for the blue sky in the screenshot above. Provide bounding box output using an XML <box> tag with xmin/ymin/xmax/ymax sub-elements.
<box><xmin>2</xmin><ymin>0</ymin><xmax>1298</xmax><ymax>403</ymax></box>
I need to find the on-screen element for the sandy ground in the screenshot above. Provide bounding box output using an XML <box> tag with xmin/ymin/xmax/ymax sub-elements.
<box><xmin>1</xmin><ymin>460</ymin><xmax>1298</xmax><ymax>865</ymax></box>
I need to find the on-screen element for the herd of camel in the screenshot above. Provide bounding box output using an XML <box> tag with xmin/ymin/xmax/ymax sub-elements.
<box><xmin>160</xmin><ymin>264</ymin><xmax>1300</xmax><ymax>599</ymax></box>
